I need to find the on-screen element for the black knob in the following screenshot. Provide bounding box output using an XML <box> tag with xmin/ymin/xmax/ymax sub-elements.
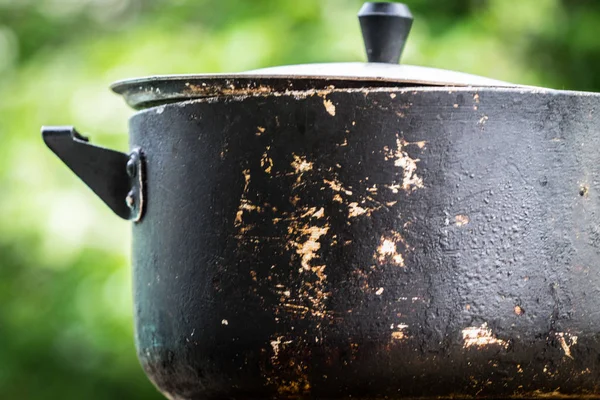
<box><xmin>358</xmin><ymin>2</ymin><xmax>413</xmax><ymax>64</ymax></box>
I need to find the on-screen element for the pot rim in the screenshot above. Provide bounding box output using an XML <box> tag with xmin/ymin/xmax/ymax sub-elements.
<box><xmin>111</xmin><ymin>63</ymin><xmax>520</xmax><ymax>110</ymax></box>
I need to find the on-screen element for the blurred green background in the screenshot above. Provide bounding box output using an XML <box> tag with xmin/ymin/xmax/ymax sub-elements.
<box><xmin>1</xmin><ymin>0</ymin><xmax>600</xmax><ymax>398</ymax></box>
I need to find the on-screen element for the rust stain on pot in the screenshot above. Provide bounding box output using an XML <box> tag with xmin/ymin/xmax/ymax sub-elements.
<box><xmin>269</xmin><ymin>187</ymin><xmax>330</xmax><ymax>396</ymax></box>
<box><xmin>241</xmin><ymin>169</ymin><xmax>251</xmax><ymax>192</ymax></box>
<box><xmin>462</xmin><ymin>323</ymin><xmax>508</xmax><ymax>349</ymax></box>
<box><xmin>291</xmin><ymin>154</ymin><xmax>313</xmax><ymax>174</ymax></box>
<box><xmin>281</xmin><ymin>88</ymin><xmax>336</xmax><ymax>101</ymax></box>
<box><xmin>555</xmin><ymin>332</ymin><xmax>578</xmax><ymax>359</ymax></box>
<box><xmin>281</xmin><ymin>303</ymin><xmax>310</xmax><ymax>314</ymax></box>
<box><xmin>542</xmin><ymin>364</ymin><xmax>554</xmax><ymax>377</ymax></box>
<box><xmin>348</xmin><ymin>202</ymin><xmax>369</xmax><ymax>218</ymax></box>
<box><xmin>375</xmin><ymin>232</ymin><xmax>407</xmax><ymax>267</ymax></box>
<box><xmin>289</xmin><ymin>222</ymin><xmax>329</xmax><ymax>272</ymax></box>
<box><xmin>323</xmin><ymin>99</ymin><xmax>336</xmax><ymax>116</ymax></box>
<box><xmin>236</xmin><ymin>201</ymin><xmax>263</xmax><ymax>228</ymax></box>
<box><xmin>478</xmin><ymin>115</ymin><xmax>489</xmax><ymax>127</ymax></box>
<box><xmin>391</xmin><ymin>323</ymin><xmax>409</xmax><ymax>341</ymax></box>
<box><xmin>235</xmin><ymin>169</ymin><xmax>263</xmax><ymax>228</ymax></box>
<box><xmin>300</xmin><ymin>206</ymin><xmax>324</xmax><ymax>219</ymax></box>
<box><xmin>276</xmin><ymin>377</ymin><xmax>311</xmax><ymax>396</ymax></box>
<box><xmin>514</xmin><ymin>305</ymin><xmax>524</xmax><ymax>315</ymax></box>
<box><xmin>323</xmin><ymin>178</ymin><xmax>353</xmax><ymax>196</ymax></box>
<box><xmin>532</xmin><ymin>389</ymin><xmax>596</xmax><ymax>398</ymax></box>
<box><xmin>261</xmin><ymin>146</ymin><xmax>273</xmax><ymax>174</ymax></box>
<box><xmin>517</xmin><ymin>364</ymin><xmax>524</xmax><ymax>373</ymax></box>
<box><xmin>455</xmin><ymin>215</ymin><xmax>470</xmax><ymax>226</ymax></box>
<box><xmin>269</xmin><ymin>336</ymin><xmax>292</xmax><ymax>361</ymax></box>
<box><xmin>184</xmin><ymin>81</ymin><xmax>275</xmax><ymax>98</ymax></box>
<box><xmin>383</xmin><ymin>135</ymin><xmax>424</xmax><ymax>192</ymax></box>
<box><xmin>267</xmin><ymin>337</ymin><xmax>311</xmax><ymax>395</ymax></box>
<box><xmin>391</xmin><ymin>331</ymin><xmax>405</xmax><ymax>340</ymax></box>
<box><xmin>284</xmin><ymin>157</ymin><xmax>332</xmax><ymax>318</ymax></box>
<box><xmin>290</xmin><ymin>154</ymin><xmax>315</xmax><ymax>187</ymax></box>
<box><xmin>228</xmin><ymin>117</ymin><xmax>428</xmax><ymax>395</ymax></box>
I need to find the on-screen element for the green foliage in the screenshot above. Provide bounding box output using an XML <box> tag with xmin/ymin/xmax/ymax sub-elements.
<box><xmin>0</xmin><ymin>0</ymin><xmax>598</xmax><ymax>398</ymax></box>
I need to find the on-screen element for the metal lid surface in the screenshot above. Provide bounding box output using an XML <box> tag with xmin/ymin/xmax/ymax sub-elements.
<box><xmin>111</xmin><ymin>2</ymin><xmax>518</xmax><ymax>109</ymax></box>
<box><xmin>244</xmin><ymin>62</ymin><xmax>511</xmax><ymax>86</ymax></box>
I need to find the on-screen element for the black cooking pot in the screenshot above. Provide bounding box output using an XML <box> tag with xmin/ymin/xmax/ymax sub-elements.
<box><xmin>42</xmin><ymin>3</ymin><xmax>600</xmax><ymax>399</ymax></box>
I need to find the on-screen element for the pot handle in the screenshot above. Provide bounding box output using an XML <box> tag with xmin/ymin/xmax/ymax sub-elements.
<box><xmin>41</xmin><ymin>126</ymin><xmax>144</xmax><ymax>221</ymax></box>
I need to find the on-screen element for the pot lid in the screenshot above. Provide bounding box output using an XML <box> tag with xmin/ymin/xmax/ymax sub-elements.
<box><xmin>112</xmin><ymin>2</ymin><xmax>518</xmax><ymax>110</ymax></box>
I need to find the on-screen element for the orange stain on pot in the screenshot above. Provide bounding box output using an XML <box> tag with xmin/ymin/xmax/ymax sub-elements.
<box><xmin>556</xmin><ymin>332</ymin><xmax>578</xmax><ymax>359</ymax></box>
<box><xmin>391</xmin><ymin>323</ymin><xmax>409</xmax><ymax>341</ymax></box>
<box><xmin>383</xmin><ymin>135</ymin><xmax>424</xmax><ymax>192</ymax></box>
<box><xmin>261</xmin><ymin>147</ymin><xmax>273</xmax><ymax>174</ymax></box>
<box><xmin>323</xmin><ymin>99</ymin><xmax>336</xmax><ymax>116</ymax></box>
<box><xmin>514</xmin><ymin>305</ymin><xmax>524</xmax><ymax>315</ymax></box>
<box><xmin>284</xmin><ymin>203</ymin><xmax>332</xmax><ymax>319</ymax></box>
<box><xmin>323</xmin><ymin>178</ymin><xmax>353</xmax><ymax>196</ymax></box>
<box><xmin>348</xmin><ymin>202</ymin><xmax>368</xmax><ymax>217</ymax></box>
<box><xmin>289</xmin><ymin>224</ymin><xmax>329</xmax><ymax>272</ymax></box>
<box><xmin>375</xmin><ymin>232</ymin><xmax>408</xmax><ymax>267</ymax></box>
<box><xmin>235</xmin><ymin>169</ymin><xmax>262</xmax><ymax>227</ymax></box>
<box><xmin>291</xmin><ymin>154</ymin><xmax>313</xmax><ymax>173</ymax></box>
<box><xmin>290</xmin><ymin>154</ymin><xmax>314</xmax><ymax>184</ymax></box>
<box><xmin>462</xmin><ymin>323</ymin><xmax>508</xmax><ymax>349</ymax></box>
<box><xmin>455</xmin><ymin>215</ymin><xmax>469</xmax><ymax>226</ymax></box>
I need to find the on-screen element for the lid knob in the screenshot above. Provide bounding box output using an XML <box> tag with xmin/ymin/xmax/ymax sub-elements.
<box><xmin>358</xmin><ymin>2</ymin><xmax>413</xmax><ymax>64</ymax></box>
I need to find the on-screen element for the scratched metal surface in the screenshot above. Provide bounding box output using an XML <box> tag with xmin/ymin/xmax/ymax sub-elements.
<box><xmin>110</xmin><ymin>70</ymin><xmax>518</xmax><ymax>110</ymax></box>
<box><xmin>129</xmin><ymin>86</ymin><xmax>600</xmax><ymax>399</ymax></box>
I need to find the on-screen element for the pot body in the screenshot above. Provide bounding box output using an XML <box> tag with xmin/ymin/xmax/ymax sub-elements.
<box><xmin>130</xmin><ymin>87</ymin><xmax>600</xmax><ymax>399</ymax></box>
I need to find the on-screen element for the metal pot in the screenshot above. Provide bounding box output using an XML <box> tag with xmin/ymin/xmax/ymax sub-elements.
<box><xmin>42</xmin><ymin>3</ymin><xmax>600</xmax><ymax>399</ymax></box>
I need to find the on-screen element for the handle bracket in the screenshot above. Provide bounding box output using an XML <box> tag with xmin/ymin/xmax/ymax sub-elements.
<box><xmin>42</xmin><ymin>126</ymin><xmax>145</xmax><ymax>221</ymax></box>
